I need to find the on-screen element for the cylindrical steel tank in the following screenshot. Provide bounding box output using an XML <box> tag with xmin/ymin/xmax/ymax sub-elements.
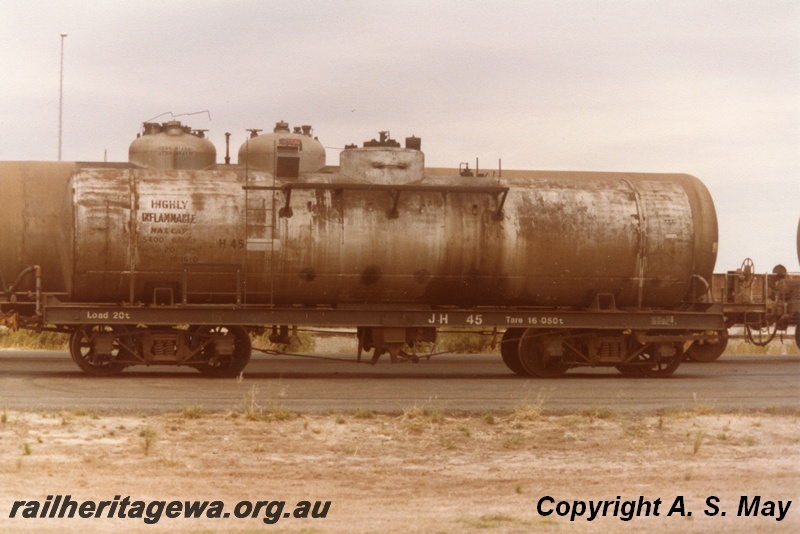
<box><xmin>237</xmin><ymin>121</ymin><xmax>326</xmax><ymax>173</ymax></box>
<box><xmin>55</xmin><ymin>161</ymin><xmax>717</xmax><ymax>308</ymax></box>
<box><xmin>129</xmin><ymin>121</ymin><xmax>216</xmax><ymax>170</ymax></box>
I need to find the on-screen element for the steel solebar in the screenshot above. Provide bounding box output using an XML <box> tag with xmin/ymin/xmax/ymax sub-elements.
<box><xmin>43</xmin><ymin>304</ymin><xmax>726</xmax><ymax>331</ymax></box>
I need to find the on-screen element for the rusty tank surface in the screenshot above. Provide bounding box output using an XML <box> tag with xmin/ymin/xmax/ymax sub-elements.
<box><xmin>1</xmin><ymin>125</ymin><xmax>732</xmax><ymax>378</ymax></box>
<box><xmin>58</xmin><ymin>134</ymin><xmax>717</xmax><ymax>309</ymax></box>
<box><xmin>0</xmin><ymin>161</ymin><xmax>78</xmax><ymax>295</ymax></box>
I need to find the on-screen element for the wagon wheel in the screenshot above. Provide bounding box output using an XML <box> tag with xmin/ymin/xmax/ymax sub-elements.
<box><xmin>637</xmin><ymin>343</ymin><xmax>683</xmax><ymax>378</ymax></box>
<box><xmin>69</xmin><ymin>325</ymin><xmax>127</xmax><ymax>377</ymax></box>
<box><xmin>686</xmin><ymin>330</ymin><xmax>729</xmax><ymax>362</ymax></box>
<box><xmin>518</xmin><ymin>330</ymin><xmax>570</xmax><ymax>378</ymax></box>
<box><xmin>190</xmin><ymin>325</ymin><xmax>252</xmax><ymax>377</ymax></box>
<box><xmin>500</xmin><ymin>328</ymin><xmax>527</xmax><ymax>375</ymax></box>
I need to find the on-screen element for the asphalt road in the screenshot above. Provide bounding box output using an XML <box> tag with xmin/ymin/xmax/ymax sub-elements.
<box><xmin>0</xmin><ymin>350</ymin><xmax>797</xmax><ymax>414</ymax></box>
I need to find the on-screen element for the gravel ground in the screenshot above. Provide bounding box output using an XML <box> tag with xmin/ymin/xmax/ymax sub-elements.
<box><xmin>0</xmin><ymin>404</ymin><xmax>798</xmax><ymax>533</ymax></box>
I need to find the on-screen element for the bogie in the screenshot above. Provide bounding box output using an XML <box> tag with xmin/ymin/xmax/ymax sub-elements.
<box><xmin>514</xmin><ymin>328</ymin><xmax>687</xmax><ymax>378</ymax></box>
<box><xmin>67</xmin><ymin>324</ymin><xmax>252</xmax><ymax>377</ymax></box>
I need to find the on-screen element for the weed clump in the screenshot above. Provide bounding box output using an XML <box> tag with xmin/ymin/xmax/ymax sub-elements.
<box><xmin>239</xmin><ymin>386</ymin><xmax>296</xmax><ymax>422</ymax></box>
<box><xmin>139</xmin><ymin>426</ymin><xmax>158</xmax><ymax>456</ymax></box>
<box><xmin>182</xmin><ymin>405</ymin><xmax>205</xmax><ymax>419</ymax></box>
<box><xmin>580</xmin><ymin>405</ymin><xmax>615</xmax><ymax>421</ymax></box>
<box><xmin>692</xmin><ymin>429</ymin><xmax>707</xmax><ymax>454</ymax></box>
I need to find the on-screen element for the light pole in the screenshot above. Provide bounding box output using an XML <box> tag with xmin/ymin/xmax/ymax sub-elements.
<box><xmin>58</xmin><ymin>32</ymin><xmax>67</xmax><ymax>161</ymax></box>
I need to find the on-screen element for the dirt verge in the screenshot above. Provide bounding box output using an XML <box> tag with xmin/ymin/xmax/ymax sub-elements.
<box><xmin>1</xmin><ymin>403</ymin><xmax>798</xmax><ymax>533</ymax></box>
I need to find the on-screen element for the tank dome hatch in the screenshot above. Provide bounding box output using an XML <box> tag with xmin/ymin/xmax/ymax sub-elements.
<box><xmin>129</xmin><ymin>120</ymin><xmax>216</xmax><ymax>170</ymax></box>
<box><xmin>340</xmin><ymin>131</ymin><xmax>425</xmax><ymax>185</ymax></box>
<box><xmin>237</xmin><ymin>121</ymin><xmax>326</xmax><ymax>175</ymax></box>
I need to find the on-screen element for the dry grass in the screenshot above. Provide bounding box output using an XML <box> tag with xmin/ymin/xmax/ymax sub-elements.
<box><xmin>727</xmin><ymin>338</ymin><xmax>800</xmax><ymax>355</ymax></box>
<box><xmin>0</xmin><ymin>329</ymin><xmax>69</xmax><ymax>350</ymax></box>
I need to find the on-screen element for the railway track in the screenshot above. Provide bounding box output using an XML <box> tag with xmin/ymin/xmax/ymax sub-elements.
<box><xmin>1</xmin><ymin>351</ymin><xmax>797</xmax><ymax>414</ymax></box>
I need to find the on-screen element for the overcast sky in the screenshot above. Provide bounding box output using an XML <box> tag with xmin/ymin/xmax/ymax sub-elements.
<box><xmin>1</xmin><ymin>0</ymin><xmax>797</xmax><ymax>271</ymax></box>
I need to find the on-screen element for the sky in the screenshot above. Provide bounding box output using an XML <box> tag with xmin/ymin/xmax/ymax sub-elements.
<box><xmin>1</xmin><ymin>0</ymin><xmax>798</xmax><ymax>271</ymax></box>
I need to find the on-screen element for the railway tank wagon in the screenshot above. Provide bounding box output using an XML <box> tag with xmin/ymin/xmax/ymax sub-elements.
<box><xmin>0</xmin><ymin>124</ymin><xmax>726</xmax><ymax>377</ymax></box>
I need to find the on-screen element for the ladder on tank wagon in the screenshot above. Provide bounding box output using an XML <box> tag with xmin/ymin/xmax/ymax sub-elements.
<box><xmin>243</xmin><ymin>168</ymin><xmax>276</xmax><ymax>306</ymax></box>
